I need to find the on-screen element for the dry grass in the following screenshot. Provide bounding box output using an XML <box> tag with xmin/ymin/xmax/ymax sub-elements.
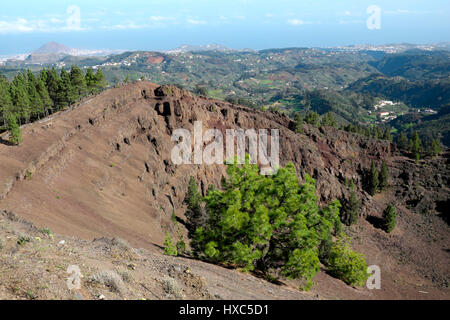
<box><xmin>162</xmin><ymin>276</ymin><xmax>183</xmax><ymax>299</ymax></box>
<box><xmin>91</xmin><ymin>270</ymin><xmax>126</xmax><ymax>294</ymax></box>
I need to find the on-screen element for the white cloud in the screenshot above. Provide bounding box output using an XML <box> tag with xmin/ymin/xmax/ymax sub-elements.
<box><xmin>339</xmin><ymin>20</ymin><xmax>364</xmax><ymax>25</ymax></box>
<box><xmin>150</xmin><ymin>16</ymin><xmax>174</xmax><ymax>22</ymax></box>
<box><xmin>0</xmin><ymin>14</ymin><xmax>173</xmax><ymax>33</ymax></box>
<box><xmin>384</xmin><ymin>9</ymin><xmax>433</xmax><ymax>15</ymax></box>
<box><xmin>0</xmin><ymin>18</ymin><xmax>34</xmax><ymax>33</ymax></box>
<box><xmin>186</xmin><ymin>18</ymin><xmax>207</xmax><ymax>25</ymax></box>
<box><xmin>0</xmin><ymin>17</ymin><xmax>90</xmax><ymax>34</ymax></box>
<box><xmin>288</xmin><ymin>19</ymin><xmax>306</xmax><ymax>26</ymax></box>
<box><xmin>339</xmin><ymin>10</ymin><xmax>362</xmax><ymax>18</ymax></box>
<box><xmin>102</xmin><ymin>23</ymin><xmax>144</xmax><ymax>30</ymax></box>
<box><xmin>287</xmin><ymin>19</ymin><xmax>318</xmax><ymax>26</ymax></box>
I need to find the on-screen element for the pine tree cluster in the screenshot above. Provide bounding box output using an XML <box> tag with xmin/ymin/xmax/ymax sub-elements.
<box><xmin>0</xmin><ymin>67</ymin><xmax>108</xmax><ymax>128</ymax></box>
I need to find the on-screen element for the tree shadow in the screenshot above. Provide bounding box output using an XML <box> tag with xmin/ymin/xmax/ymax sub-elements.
<box><xmin>367</xmin><ymin>215</ymin><xmax>384</xmax><ymax>230</ymax></box>
<box><xmin>175</xmin><ymin>216</ymin><xmax>187</xmax><ymax>227</ymax></box>
<box><xmin>436</xmin><ymin>200</ymin><xmax>450</xmax><ymax>226</ymax></box>
<box><xmin>0</xmin><ymin>137</ymin><xmax>15</xmax><ymax>146</ymax></box>
<box><xmin>151</xmin><ymin>243</ymin><xmax>165</xmax><ymax>250</ymax></box>
<box><xmin>250</xmin><ymin>270</ymin><xmax>286</xmax><ymax>286</ymax></box>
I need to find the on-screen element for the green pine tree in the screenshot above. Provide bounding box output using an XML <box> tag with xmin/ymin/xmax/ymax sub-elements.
<box><xmin>304</xmin><ymin>111</ymin><xmax>320</xmax><ymax>127</ymax></box>
<box><xmin>294</xmin><ymin>113</ymin><xmax>303</xmax><ymax>133</ymax></box>
<box><xmin>95</xmin><ymin>68</ymin><xmax>108</xmax><ymax>91</ymax></box>
<box><xmin>36</xmin><ymin>78</ymin><xmax>52</xmax><ymax>117</ymax></box>
<box><xmin>0</xmin><ymin>76</ymin><xmax>13</xmax><ymax>126</ymax></box>
<box><xmin>341</xmin><ymin>191</ymin><xmax>360</xmax><ymax>226</ymax></box>
<box><xmin>7</xmin><ymin>114</ymin><xmax>22</xmax><ymax>145</ymax></box>
<box><xmin>58</xmin><ymin>69</ymin><xmax>76</xmax><ymax>107</ymax></box>
<box><xmin>430</xmin><ymin>139</ymin><xmax>442</xmax><ymax>157</ymax></box>
<box><xmin>382</xmin><ymin>204</ymin><xmax>397</xmax><ymax>233</ymax></box>
<box><xmin>26</xmin><ymin>70</ymin><xmax>44</xmax><ymax>120</ymax></box>
<box><xmin>189</xmin><ymin>157</ymin><xmax>362</xmax><ymax>291</ymax></box>
<box><xmin>39</xmin><ymin>68</ymin><xmax>48</xmax><ymax>83</ymax></box>
<box><xmin>383</xmin><ymin>128</ymin><xmax>393</xmax><ymax>142</ymax></box>
<box><xmin>10</xmin><ymin>73</ymin><xmax>30</xmax><ymax>124</ymax></box>
<box><xmin>379</xmin><ymin>160</ymin><xmax>389</xmax><ymax>191</ymax></box>
<box><xmin>85</xmin><ymin>68</ymin><xmax>97</xmax><ymax>94</ymax></box>
<box><xmin>409</xmin><ymin>131</ymin><xmax>422</xmax><ymax>161</ymax></box>
<box><xmin>368</xmin><ymin>161</ymin><xmax>379</xmax><ymax>196</ymax></box>
<box><xmin>321</xmin><ymin>112</ymin><xmax>337</xmax><ymax>128</ymax></box>
<box><xmin>69</xmin><ymin>65</ymin><xmax>87</xmax><ymax>100</ymax></box>
<box><xmin>397</xmin><ymin>132</ymin><xmax>409</xmax><ymax>150</ymax></box>
<box><xmin>45</xmin><ymin>68</ymin><xmax>61</xmax><ymax>110</ymax></box>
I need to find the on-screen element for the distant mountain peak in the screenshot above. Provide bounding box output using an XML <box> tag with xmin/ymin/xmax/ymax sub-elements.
<box><xmin>33</xmin><ymin>42</ymin><xmax>76</xmax><ymax>55</ymax></box>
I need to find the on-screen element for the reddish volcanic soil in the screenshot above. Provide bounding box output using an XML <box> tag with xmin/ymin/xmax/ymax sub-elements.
<box><xmin>0</xmin><ymin>82</ymin><xmax>448</xmax><ymax>300</ymax></box>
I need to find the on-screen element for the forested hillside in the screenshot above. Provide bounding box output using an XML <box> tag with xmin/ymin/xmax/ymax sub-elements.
<box><xmin>347</xmin><ymin>74</ymin><xmax>450</xmax><ymax>109</ymax></box>
<box><xmin>1</xmin><ymin>47</ymin><xmax>449</xmax><ymax>146</ymax></box>
<box><xmin>0</xmin><ymin>67</ymin><xmax>107</xmax><ymax>130</ymax></box>
<box><xmin>369</xmin><ymin>50</ymin><xmax>450</xmax><ymax>80</ymax></box>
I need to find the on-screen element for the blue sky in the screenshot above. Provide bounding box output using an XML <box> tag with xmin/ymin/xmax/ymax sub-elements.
<box><xmin>1</xmin><ymin>0</ymin><xmax>449</xmax><ymax>54</ymax></box>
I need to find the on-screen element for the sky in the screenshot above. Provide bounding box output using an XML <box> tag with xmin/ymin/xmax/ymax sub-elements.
<box><xmin>1</xmin><ymin>0</ymin><xmax>449</xmax><ymax>54</ymax></box>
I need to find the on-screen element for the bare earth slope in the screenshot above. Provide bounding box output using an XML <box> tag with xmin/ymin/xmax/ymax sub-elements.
<box><xmin>0</xmin><ymin>82</ymin><xmax>448</xmax><ymax>299</ymax></box>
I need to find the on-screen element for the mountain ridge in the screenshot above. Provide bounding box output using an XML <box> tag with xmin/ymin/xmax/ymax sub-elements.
<box><xmin>0</xmin><ymin>82</ymin><xmax>448</xmax><ymax>299</ymax></box>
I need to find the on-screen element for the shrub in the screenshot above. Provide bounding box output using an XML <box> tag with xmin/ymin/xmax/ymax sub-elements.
<box><xmin>91</xmin><ymin>270</ymin><xmax>125</xmax><ymax>294</ymax></box>
<box><xmin>328</xmin><ymin>235</ymin><xmax>368</xmax><ymax>286</ymax></box>
<box><xmin>162</xmin><ymin>277</ymin><xmax>183</xmax><ymax>299</ymax></box>
<box><xmin>382</xmin><ymin>203</ymin><xmax>397</xmax><ymax>233</ymax></box>
<box><xmin>118</xmin><ymin>270</ymin><xmax>132</xmax><ymax>283</ymax></box>
<box><xmin>176</xmin><ymin>239</ymin><xmax>187</xmax><ymax>254</ymax></box>
<box><xmin>194</xmin><ymin>84</ymin><xmax>208</xmax><ymax>96</ymax></box>
<box><xmin>40</xmin><ymin>228</ymin><xmax>53</xmax><ymax>238</ymax></box>
<box><xmin>111</xmin><ymin>237</ymin><xmax>131</xmax><ymax>251</ymax></box>
<box><xmin>164</xmin><ymin>232</ymin><xmax>178</xmax><ymax>256</ymax></box>
<box><xmin>341</xmin><ymin>191</ymin><xmax>360</xmax><ymax>226</ymax></box>
<box><xmin>282</xmin><ymin>248</ymin><xmax>320</xmax><ymax>291</ymax></box>
<box><xmin>17</xmin><ymin>235</ymin><xmax>32</xmax><ymax>246</ymax></box>
<box><xmin>318</xmin><ymin>234</ymin><xmax>333</xmax><ymax>264</ymax></box>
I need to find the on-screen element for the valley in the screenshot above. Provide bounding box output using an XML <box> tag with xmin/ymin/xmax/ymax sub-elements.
<box><xmin>1</xmin><ymin>42</ymin><xmax>449</xmax><ymax>147</ymax></box>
